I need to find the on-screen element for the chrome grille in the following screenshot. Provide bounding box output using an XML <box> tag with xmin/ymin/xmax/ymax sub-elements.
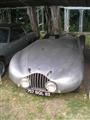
<box><xmin>29</xmin><ymin>73</ymin><xmax>49</xmax><ymax>90</ymax></box>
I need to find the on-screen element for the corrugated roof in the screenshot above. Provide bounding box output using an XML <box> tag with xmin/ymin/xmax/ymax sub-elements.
<box><xmin>0</xmin><ymin>0</ymin><xmax>89</xmax><ymax>8</ymax></box>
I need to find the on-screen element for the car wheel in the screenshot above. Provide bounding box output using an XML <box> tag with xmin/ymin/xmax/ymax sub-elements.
<box><xmin>0</xmin><ymin>60</ymin><xmax>5</xmax><ymax>77</ymax></box>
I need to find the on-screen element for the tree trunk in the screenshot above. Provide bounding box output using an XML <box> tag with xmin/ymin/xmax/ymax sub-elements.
<box><xmin>44</xmin><ymin>6</ymin><xmax>52</xmax><ymax>34</ymax></box>
<box><xmin>50</xmin><ymin>6</ymin><xmax>62</xmax><ymax>35</ymax></box>
<box><xmin>27</xmin><ymin>7</ymin><xmax>39</xmax><ymax>35</ymax></box>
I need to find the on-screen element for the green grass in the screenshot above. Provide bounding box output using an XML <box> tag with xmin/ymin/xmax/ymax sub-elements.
<box><xmin>0</xmin><ymin>34</ymin><xmax>90</xmax><ymax>120</ymax></box>
<box><xmin>86</xmin><ymin>34</ymin><xmax>90</xmax><ymax>46</ymax></box>
<box><xmin>0</xmin><ymin>74</ymin><xmax>90</xmax><ymax>120</ymax></box>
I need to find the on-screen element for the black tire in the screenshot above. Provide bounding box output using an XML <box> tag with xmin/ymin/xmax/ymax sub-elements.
<box><xmin>0</xmin><ymin>59</ymin><xmax>5</xmax><ymax>77</ymax></box>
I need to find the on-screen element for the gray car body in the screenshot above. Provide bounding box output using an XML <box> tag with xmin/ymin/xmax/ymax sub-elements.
<box><xmin>0</xmin><ymin>24</ymin><xmax>38</xmax><ymax>65</ymax></box>
<box><xmin>9</xmin><ymin>34</ymin><xmax>84</xmax><ymax>93</ymax></box>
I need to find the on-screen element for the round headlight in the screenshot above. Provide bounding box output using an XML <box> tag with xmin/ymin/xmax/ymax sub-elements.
<box><xmin>45</xmin><ymin>81</ymin><xmax>56</xmax><ymax>93</ymax></box>
<box><xmin>21</xmin><ymin>78</ymin><xmax>29</xmax><ymax>89</ymax></box>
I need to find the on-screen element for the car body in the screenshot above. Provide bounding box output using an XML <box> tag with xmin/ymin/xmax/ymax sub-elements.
<box><xmin>9</xmin><ymin>33</ymin><xmax>84</xmax><ymax>96</ymax></box>
<box><xmin>0</xmin><ymin>23</ymin><xmax>38</xmax><ymax>76</ymax></box>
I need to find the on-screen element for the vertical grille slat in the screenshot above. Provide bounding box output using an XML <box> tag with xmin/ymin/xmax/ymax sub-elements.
<box><xmin>35</xmin><ymin>73</ymin><xmax>37</xmax><ymax>88</ymax></box>
<box><xmin>40</xmin><ymin>74</ymin><xmax>42</xmax><ymax>88</ymax></box>
<box><xmin>32</xmin><ymin>74</ymin><xmax>34</xmax><ymax>88</ymax></box>
<box><xmin>29</xmin><ymin>73</ymin><xmax>49</xmax><ymax>90</ymax></box>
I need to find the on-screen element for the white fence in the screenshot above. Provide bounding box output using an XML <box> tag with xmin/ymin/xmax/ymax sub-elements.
<box><xmin>64</xmin><ymin>7</ymin><xmax>90</xmax><ymax>32</ymax></box>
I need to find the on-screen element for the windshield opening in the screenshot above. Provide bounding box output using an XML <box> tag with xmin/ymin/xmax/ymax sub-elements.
<box><xmin>0</xmin><ymin>28</ymin><xmax>9</xmax><ymax>43</ymax></box>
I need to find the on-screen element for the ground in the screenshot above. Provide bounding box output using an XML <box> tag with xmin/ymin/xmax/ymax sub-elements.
<box><xmin>0</xmin><ymin>35</ymin><xmax>90</xmax><ymax>120</ymax></box>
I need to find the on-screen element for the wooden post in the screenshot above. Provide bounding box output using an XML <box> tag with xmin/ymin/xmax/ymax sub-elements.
<box><xmin>37</xmin><ymin>7</ymin><xmax>44</xmax><ymax>31</ymax></box>
<box><xmin>64</xmin><ymin>9</ymin><xmax>70</xmax><ymax>32</ymax></box>
<box><xmin>44</xmin><ymin>6</ymin><xmax>52</xmax><ymax>34</ymax></box>
<box><xmin>27</xmin><ymin>7</ymin><xmax>39</xmax><ymax>35</ymax></box>
<box><xmin>41</xmin><ymin>7</ymin><xmax>44</xmax><ymax>31</ymax></box>
<box><xmin>79</xmin><ymin>9</ymin><xmax>84</xmax><ymax>32</ymax></box>
<box><xmin>50</xmin><ymin>6</ymin><xmax>62</xmax><ymax>35</ymax></box>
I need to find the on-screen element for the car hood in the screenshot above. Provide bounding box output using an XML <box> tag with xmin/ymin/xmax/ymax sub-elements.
<box><xmin>12</xmin><ymin>35</ymin><xmax>83</xmax><ymax>80</ymax></box>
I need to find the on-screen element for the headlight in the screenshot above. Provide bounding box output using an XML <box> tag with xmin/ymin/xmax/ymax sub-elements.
<box><xmin>45</xmin><ymin>81</ymin><xmax>56</xmax><ymax>93</ymax></box>
<box><xmin>21</xmin><ymin>77</ymin><xmax>30</xmax><ymax>89</ymax></box>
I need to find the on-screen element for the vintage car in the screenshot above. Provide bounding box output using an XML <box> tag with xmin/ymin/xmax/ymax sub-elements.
<box><xmin>0</xmin><ymin>24</ymin><xmax>38</xmax><ymax>76</ymax></box>
<box><xmin>9</xmin><ymin>33</ymin><xmax>85</xmax><ymax>96</ymax></box>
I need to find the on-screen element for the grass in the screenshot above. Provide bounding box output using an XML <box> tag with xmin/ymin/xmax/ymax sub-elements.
<box><xmin>0</xmin><ymin>34</ymin><xmax>90</xmax><ymax>120</ymax></box>
<box><xmin>86</xmin><ymin>34</ymin><xmax>90</xmax><ymax>46</ymax></box>
<box><xmin>0</xmin><ymin>74</ymin><xmax>90</xmax><ymax>120</ymax></box>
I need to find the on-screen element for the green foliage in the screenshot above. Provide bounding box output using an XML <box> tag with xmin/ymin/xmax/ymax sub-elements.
<box><xmin>69</xmin><ymin>10</ymin><xmax>79</xmax><ymax>32</ymax></box>
<box><xmin>0</xmin><ymin>8</ymin><xmax>90</xmax><ymax>32</ymax></box>
<box><xmin>60</xmin><ymin>9</ymin><xmax>90</xmax><ymax>32</ymax></box>
<box><xmin>83</xmin><ymin>10</ymin><xmax>90</xmax><ymax>31</ymax></box>
<box><xmin>86</xmin><ymin>34</ymin><xmax>90</xmax><ymax>46</ymax></box>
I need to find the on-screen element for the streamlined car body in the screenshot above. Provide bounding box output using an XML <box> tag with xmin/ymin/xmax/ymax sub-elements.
<box><xmin>9</xmin><ymin>34</ymin><xmax>84</xmax><ymax>96</ymax></box>
<box><xmin>0</xmin><ymin>24</ymin><xmax>38</xmax><ymax>76</ymax></box>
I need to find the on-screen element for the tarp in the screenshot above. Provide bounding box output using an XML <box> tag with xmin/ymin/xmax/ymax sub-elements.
<box><xmin>0</xmin><ymin>0</ymin><xmax>90</xmax><ymax>8</ymax></box>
